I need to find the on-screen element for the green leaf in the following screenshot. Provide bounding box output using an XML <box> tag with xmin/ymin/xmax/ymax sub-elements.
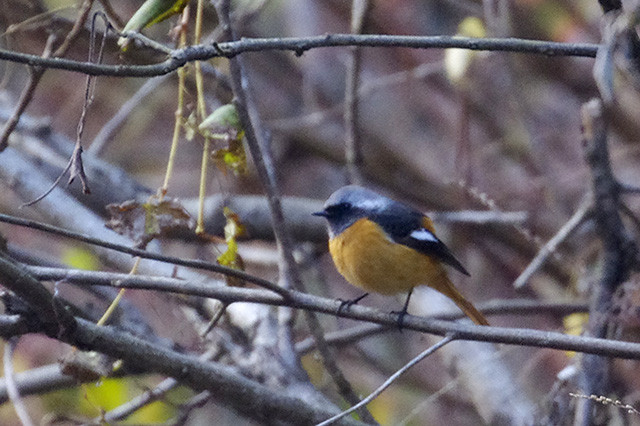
<box><xmin>199</xmin><ymin>104</ymin><xmax>243</xmax><ymax>136</ymax></box>
<box><xmin>200</xmin><ymin>105</ymin><xmax>247</xmax><ymax>175</ymax></box>
<box><xmin>119</xmin><ymin>0</ymin><xmax>190</xmax><ymax>48</ymax></box>
<box><xmin>123</xmin><ymin>0</ymin><xmax>190</xmax><ymax>33</ymax></box>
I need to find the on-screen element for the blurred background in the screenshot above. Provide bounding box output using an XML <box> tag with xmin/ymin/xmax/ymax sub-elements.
<box><xmin>0</xmin><ymin>0</ymin><xmax>639</xmax><ymax>425</ymax></box>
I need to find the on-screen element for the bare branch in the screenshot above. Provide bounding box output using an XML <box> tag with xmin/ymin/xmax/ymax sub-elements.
<box><xmin>0</xmin><ymin>364</ymin><xmax>75</xmax><ymax>405</ymax></box>
<box><xmin>316</xmin><ymin>335</ymin><xmax>454</xmax><ymax>426</ymax></box>
<box><xmin>20</xmin><ymin>266</ymin><xmax>640</xmax><ymax>360</ymax></box>
<box><xmin>0</xmin><ymin>256</ymin><xmax>76</xmax><ymax>336</ymax></box>
<box><xmin>514</xmin><ymin>194</ymin><xmax>592</xmax><ymax>288</ymax></box>
<box><xmin>343</xmin><ymin>0</ymin><xmax>371</xmax><ymax>185</ymax></box>
<box><xmin>0</xmin><ymin>35</ymin><xmax>598</xmax><ymax>78</ymax></box>
<box><xmin>575</xmin><ymin>99</ymin><xmax>637</xmax><ymax>425</ymax></box>
<box><xmin>66</xmin><ymin>317</ymin><xmax>371</xmax><ymax>426</ymax></box>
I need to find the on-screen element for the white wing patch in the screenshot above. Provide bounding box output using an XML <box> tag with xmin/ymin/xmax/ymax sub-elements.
<box><xmin>410</xmin><ymin>228</ymin><xmax>438</xmax><ymax>242</ymax></box>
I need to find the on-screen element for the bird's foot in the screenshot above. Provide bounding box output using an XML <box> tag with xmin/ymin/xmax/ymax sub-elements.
<box><xmin>390</xmin><ymin>309</ymin><xmax>409</xmax><ymax>332</ymax></box>
<box><xmin>337</xmin><ymin>293</ymin><xmax>369</xmax><ymax>314</ymax></box>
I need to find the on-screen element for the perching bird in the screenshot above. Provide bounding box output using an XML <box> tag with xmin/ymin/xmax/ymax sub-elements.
<box><xmin>313</xmin><ymin>185</ymin><xmax>489</xmax><ymax>326</ymax></box>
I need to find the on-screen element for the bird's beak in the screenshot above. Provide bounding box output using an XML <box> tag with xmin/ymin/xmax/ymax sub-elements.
<box><xmin>312</xmin><ymin>211</ymin><xmax>327</xmax><ymax>217</ymax></box>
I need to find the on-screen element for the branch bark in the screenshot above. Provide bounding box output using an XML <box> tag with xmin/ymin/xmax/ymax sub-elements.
<box><xmin>0</xmin><ymin>35</ymin><xmax>598</xmax><ymax>77</ymax></box>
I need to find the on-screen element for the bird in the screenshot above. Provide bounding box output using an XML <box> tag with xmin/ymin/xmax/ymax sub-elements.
<box><xmin>313</xmin><ymin>185</ymin><xmax>489</xmax><ymax>326</ymax></box>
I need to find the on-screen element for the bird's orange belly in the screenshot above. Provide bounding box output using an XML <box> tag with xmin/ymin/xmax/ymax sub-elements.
<box><xmin>329</xmin><ymin>219</ymin><xmax>446</xmax><ymax>295</ymax></box>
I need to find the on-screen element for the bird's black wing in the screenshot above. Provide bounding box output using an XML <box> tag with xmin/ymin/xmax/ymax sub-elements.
<box><xmin>394</xmin><ymin>227</ymin><xmax>470</xmax><ymax>276</ymax></box>
<box><xmin>372</xmin><ymin>205</ymin><xmax>470</xmax><ymax>276</ymax></box>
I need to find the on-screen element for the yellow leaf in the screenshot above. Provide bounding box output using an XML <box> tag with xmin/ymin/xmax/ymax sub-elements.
<box><xmin>212</xmin><ymin>139</ymin><xmax>247</xmax><ymax>176</ymax></box>
<box><xmin>563</xmin><ymin>313</ymin><xmax>589</xmax><ymax>357</ymax></box>
<box><xmin>444</xmin><ymin>17</ymin><xmax>487</xmax><ymax>84</ymax></box>
<box><xmin>217</xmin><ymin>207</ymin><xmax>246</xmax><ymax>286</ymax></box>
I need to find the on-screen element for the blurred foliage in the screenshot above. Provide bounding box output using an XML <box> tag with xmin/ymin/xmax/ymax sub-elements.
<box><xmin>61</xmin><ymin>247</ymin><xmax>101</xmax><ymax>271</ymax></box>
<box><xmin>43</xmin><ymin>377</ymin><xmax>179</xmax><ymax>424</ymax></box>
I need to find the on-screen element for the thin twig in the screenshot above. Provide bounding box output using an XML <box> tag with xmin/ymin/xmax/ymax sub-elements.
<box><xmin>514</xmin><ymin>194</ymin><xmax>592</xmax><ymax>288</ymax></box>
<box><xmin>315</xmin><ymin>335</ymin><xmax>455</xmax><ymax>426</ymax></box>
<box><xmin>100</xmin><ymin>349</ymin><xmax>217</xmax><ymax>422</ymax></box>
<box><xmin>0</xmin><ymin>36</ymin><xmax>55</xmax><ymax>152</ymax></box>
<box><xmin>343</xmin><ymin>0</ymin><xmax>370</xmax><ymax>185</ymax></box>
<box><xmin>0</xmin><ymin>0</ymin><xmax>95</xmax><ymax>152</ymax></box>
<box><xmin>170</xmin><ymin>391</ymin><xmax>212</xmax><ymax>425</ymax></box>
<box><xmin>97</xmin><ymin>0</ymin><xmax>125</xmax><ymax>29</ymax></box>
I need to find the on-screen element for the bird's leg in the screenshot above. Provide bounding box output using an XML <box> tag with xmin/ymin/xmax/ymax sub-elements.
<box><xmin>392</xmin><ymin>288</ymin><xmax>414</xmax><ymax>331</ymax></box>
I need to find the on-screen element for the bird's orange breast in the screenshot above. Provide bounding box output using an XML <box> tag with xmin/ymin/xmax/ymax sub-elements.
<box><xmin>328</xmin><ymin>218</ymin><xmax>449</xmax><ymax>295</ymax></box>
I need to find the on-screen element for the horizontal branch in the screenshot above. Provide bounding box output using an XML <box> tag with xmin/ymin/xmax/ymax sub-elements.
<box><xmin>24</xmin><ymin>266</ymin><xmax>640</xmax><ymax>360</ymax></box>
<box><xmin>0</xmin><ymin>34</ymin><xmax>599</xmax><ymax>78</ymax></box>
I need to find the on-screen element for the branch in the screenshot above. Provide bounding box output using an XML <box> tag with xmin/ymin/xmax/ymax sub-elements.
<box><xmin>0</xmin><ymin>364</ymin><xmax>75</xmax><ymax>405</ymax></box>
<box><xmin>20</xmin><ymin>265</ymin><xmax>640</xmax><ymax>360</ymax></box>
<box><xmin>63</xmin><ymin>317</ymin><xmax>371</xmax><ymax>426</ymax></box>
<box><xmin>343</xmin><ymin>0</ymin><xmax>371</xmax><ymax>185</ymax></box>
<box><xmin>575</xmin><ymin>99</ymin><xmax>637</xmax><ymax>425</ymax></box>
<box><xmin>317</xmin><ymin>336</ymin><xmax>454</xmax><ymax>426</ymax></box>
<box><xmin>0</xmin><ymin>35</ymin><xmax>598</xmax><ymax>77</ymax></box>
<box><xmin>295</xmin><ymin>298</ymin><xmax>589</xmax><ymax>355</ymax></box>
<box><xmin>514</xmin><ymin>194</ymin><xmax>592</xmax><ymax>288</ymax></box>
<box><xmin>0</xmin><ymin>259</ymin><xmax>365</xmax><ymax>425</ymax></box>
<box><xmin>0</xmin><ymin>212</ymin><xmax>288</xmax><ymax>296</ymax></box>
<box><xmin>0</xmin><ymin>255</ymin><xmax>75</xmax><ymax>337</ymax></box>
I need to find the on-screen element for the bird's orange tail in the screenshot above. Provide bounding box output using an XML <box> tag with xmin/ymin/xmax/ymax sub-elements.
<box><xmin>438</xmin><ymin>277</ymin><xmax>489</xmax><ymax>326</ymax></box>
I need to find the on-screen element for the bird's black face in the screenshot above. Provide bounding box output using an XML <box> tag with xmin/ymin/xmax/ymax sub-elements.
<box><xmin>313</xmin><ymin>202</ymin><xmax>350</xmax><ymax>218</ymax></box>
<box><xmin>313</xmin><ymin>201</ymin><xmax>362</xmax><ymax>237</ymax></box>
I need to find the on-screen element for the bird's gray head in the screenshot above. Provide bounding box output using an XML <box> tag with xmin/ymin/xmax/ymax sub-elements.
<box><xmin>313</xmin><ymin>185</ymin><xmax>390</xmax><ymax>236</ymax></box>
